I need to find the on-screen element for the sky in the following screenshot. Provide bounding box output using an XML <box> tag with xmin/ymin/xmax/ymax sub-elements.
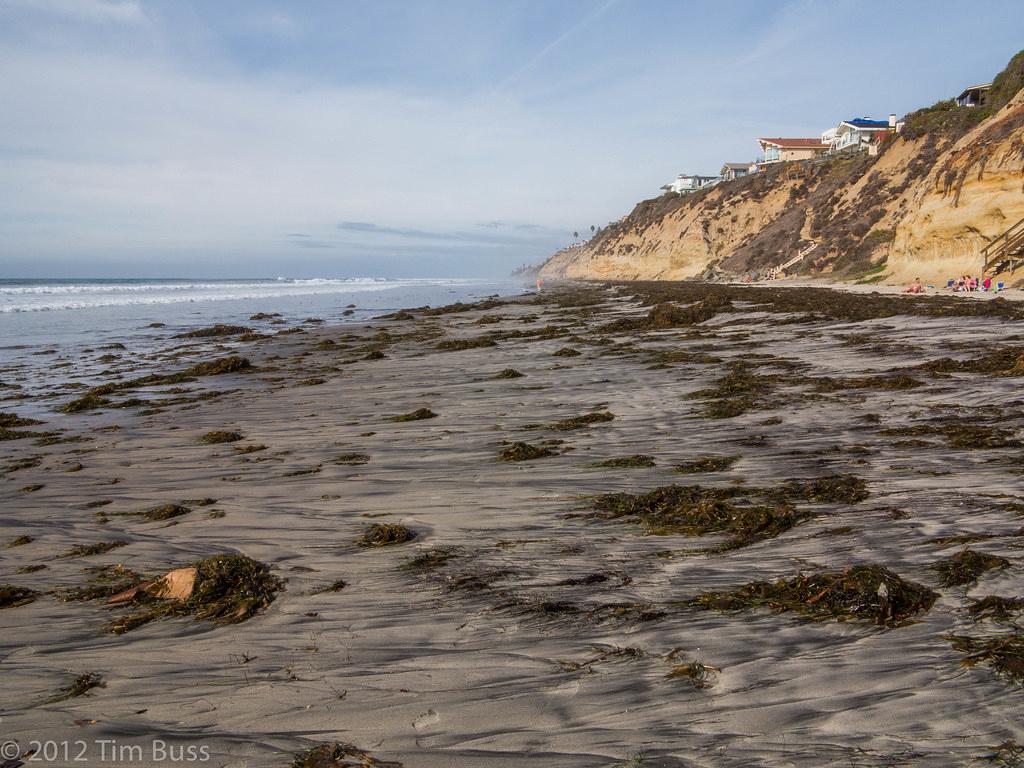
<box><xmin>0</xmin><ymin>0</ymin><xmax>1021</xmax><ymax>279</ymax></box>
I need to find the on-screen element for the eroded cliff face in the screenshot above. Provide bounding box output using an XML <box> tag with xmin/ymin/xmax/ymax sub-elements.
<box><xmin>541</xmin><ymin>67</ymin><xmax>1024</xmax><ymax>286</ymax></box>
<box><xmin>887</xmin><ymin>91</ymin><xmax>1024</xmax><ymax>283</ymax></box>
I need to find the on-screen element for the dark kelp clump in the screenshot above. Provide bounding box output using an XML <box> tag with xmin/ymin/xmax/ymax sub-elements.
<box><xmin>693</xmin><ymin>362</ymin><xmax>777</xmax><ymax>419</ymax></box>
<box><xmin>291</xmin><ymin>742</ymin><xmax>404</xmax><ymax>768</ymax></box>
<box><xmin>689</xmin><ymin>565</ymin><xmax>938</xmax><ymax>626</ymax></box>
<box><xmin>47</xmin><ymin>672</ymin><xmax>105</xmax><ymax>703</ymax></box>
<box><xmin>200</xmin><ymin>430</ymin><xmax>243</xmax><ymax>444</ymax></box>
<box><xmin>549</xmin><ymin>411</ymin><xmax>614</xmax><ymax>431</ymax></box>
<box><xmin>357</xmin><ymin>523</ymin><xmax>416</xmax><ymax>547</ymax></box>
<box><xmin>182</xmin><ymin>355</ymin><xmax>253</xmax><ymax>377</ymax></box>
<box><xmin>968</xmin><ymin>596</ymin><xmax>1024</xmax><ymax>622</ymax></box>
<box><xmin>603</xmin><ymin>294</ymin><xmax>733</xmax><ymax>332</ymax></box>
<box><xmin>61</xmin><ymin>356</ymin><xmax>252</xmax><ymax>413</ymax></box>
<box><xmin>812</xmin><ymin>374</ymin><xmax>923</xmax><ymax>392</ymax></box>
<box><xmin>420</xmin><ymin>298</ymin><xmax>505</xmax><ymax>316</ymax></box>
<box><xmin>436</xmin><ymin>336</ymin><xmax>497</xmax><ymax>351</ymax></box>
<box><xmin>401</xmin><ymin>547</ymin><xmax>458</xmax><ymax>571</ymax></box>
<box><xmin>768</xmin><ymin>474</ymin><xmax>869</xmax><ymax>504</ymax></box>
<box><xmin>333</xmin><ymin>452</ymin><xmax>370</xmax><ymax>465</ymax></box>
<box><xmin>0</xmin><ymin>412</ymin><xmax>44</xmax><ymax>428</ymax></box>
<box><xmin>665</xmin><ymin>657</ymin><xmax>718</xmax><ymax>689</ymax></box>
<box><xmin>0</xmin><ymin>584</ymin><xmax>38</xmax><ymax>608</ymax></box>
<box><xmin>593</xmin><ymin>455</ymin><xmax>656</xmax><ymax>468</ymax></box>
<box><xmin>107</xmin><ymin>554</ymin><xmax>284</xmax><ymax>634</ymax></box>
<box><xmin>0</xmin><ymin>424</ymin><xmax>50</xmax><ymax>441</ymax></box>
<box><xmin>950</xmin><ymin>633</ymin><xmax>1024</xmax><ymax>683</ymax></box>
<box><xmin>177</xmin><ymin>324</ymin><xmax>250</xmax><ymax>338</ymax></box>
<box><xmin>60</xmin><ymin>540</ymin><xmax>129</xmax><ymax>559</ymax></box>
<box><xmin>932</xmin><ymin>548</ymin><xmax>1009</xmax><ymax>587</ymax></box>
<box><xmin>592</xmin><ymin>484</ymin><xmax>803</xmax><ymax>547</ymax></box>
<box><xmin>882</xmin><ymin>422</ymin><xmax>1018</xmax><ymax>450</ymax></box>
<box><xmin>494</xmin><ymin>368</ymin><xmax>524</xmax><ymax>379</ymax></box>
<box><xmin>60</xmin><ymin>564</ymin><xmax>148</xmax><ymax>602</ymax></box>
<box><xmin>136</xmin><ymin>504</ymin><xmax>191</xmax><ymax>522</ymax></box>
<box><xmin>499</xmin><ymin>442</ymin><xmax>556</xmax><ymax>461</ymax></box>
<box><xmin>592</xmin><ymin>474</ymin><xmax>866</xmax><ymax>548</ymax></box>
<box><xmin>675</xmin><ymin>456</ymin><xmax>738</xmax><ymax>473</ymax></box>
<box><xmin>311</xmin><ymin>579</ymin><xmax>347</xmax><ymax>594</ymax></box>
<box><xmin>388</xmin><ymin>408</ymin><xmax>437</xmax><ymax>422</ymax></box>
<box><xmin>920</xmin><ymin>347</ymin><xmax>1024</xmax><ymax>377</ymax></box>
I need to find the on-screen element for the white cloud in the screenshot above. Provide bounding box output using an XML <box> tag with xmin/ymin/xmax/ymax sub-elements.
<box><xmin>0</xmin><ymin>47</ymin><xmax>627</xmax><ymax>260</ymax></box>
<box><xmin>3</xmin><ymin>0</ymin><xmax>144</xmax><ymax>24</ymax></box>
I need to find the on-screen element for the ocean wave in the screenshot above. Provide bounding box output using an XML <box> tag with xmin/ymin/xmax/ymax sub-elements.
<box><xmin>0</xmin><ymin>277</ymin><xmax>476</xmax><ymax>313</ymax></box>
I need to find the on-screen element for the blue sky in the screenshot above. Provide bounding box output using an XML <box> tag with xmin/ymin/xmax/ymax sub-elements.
<box><xmin>0</xmin><ymin>0</ymin><xmax>1021</xmax><ymax>278</ymax></box>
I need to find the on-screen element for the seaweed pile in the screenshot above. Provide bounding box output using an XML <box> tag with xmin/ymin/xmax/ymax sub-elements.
<box><xmin>290</xmin><ymin>741</ymin><xmax>404</xmax><ymax>768</ymax></box>
<box><xmin>692</xmin><ymin>361</ymin><xmax>778</xmax><ymax>419</ymax></box>
<box><xmin>688</xmin><ymin>565</ymin><xmax>938</xmax><ymax>626</ymax></box>
<box><xmin>950</xmin><ymin>633</ymin><xmax>1024</xmax><ymax>683</ymax></box>
<box><xmin>499</xmin><ymin>442</ymin><xmax>556</xmax><ymax>461</ymax></box>
<box><xmin>357</xmin><ymin>523</ymin><xmax>416</xmax><ymax>547</ymax></box>
<box><xmin>602</xmin><ymin>294</ymin><xmax>734</xmax><ymax>333</ymax></box>
<box><xmin>592</xmin><ymin>474</ymin><xmax>867</xmax><ymax>548</ymax></box>
<box><xmin>105</xmin><ymin>554</ymin><xmax>284</xmax><ymax>634</ymax></box>
<box><xmin>61</xmin><ymin>356</ymin><xmax>252</xmax><ymax>413</ymax></box>
<box><xmin>932</xmin><ymin>549</ymin><xmax>1009</xmax><ymax>587</ymax></box>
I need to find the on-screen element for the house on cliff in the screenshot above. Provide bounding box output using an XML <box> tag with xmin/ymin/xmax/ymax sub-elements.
<box><xmin>720</xmin><ymin>162</ymin><xmax>753</xmax><ymax>181</ymax></box>
<box><xmin>757</xmin><ymin>137</ymin><xmax>828</xmax><ymax>165</ymax></box>
<box><xmin>825</xmin><ymin>116</ymin><xmax>900</xmax><ymax>154</ymax></box>
<box><xmin>661</xmin><ymin>173</ymin><xmax>719</xmax><ymax>194</ymax></box>
<box><xmin>956</xmin><ymin>83</ymin><xmax>992</xmax><ymax>107</ymax></box>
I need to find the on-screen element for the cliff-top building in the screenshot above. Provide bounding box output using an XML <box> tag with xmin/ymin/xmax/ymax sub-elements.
<box><xmin>824</xmin><ymin>116</ymin><xmax>900</xmax><ymax>154</ymax></box>
<box><xmin>661</xmin><ymin>173</ymin><xmax>719</xmax><ymax>194</ymax></box>
<box><xmin>757</xmin><ymin>137</ymin><xmax>828</xmax><ymax>165</ymax></box>
<box><xmin>956</xmin><ymin>83</ymin><xmax>992</xmax><ymax>107</ymax></box>
<box><xmin>720</xmin><ymin>162</ymin><xmax>752</xmax><ymax>181</ymax></box>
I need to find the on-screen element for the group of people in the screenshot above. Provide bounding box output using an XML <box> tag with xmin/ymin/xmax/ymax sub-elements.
<box><xmin>903</xmin><ymin>275</ymin><xmax>999</xmax><ymax>294</ymax></box>
<box><xmin>948</xmin><ymin>274</ymin><xmax>993</xmax><ymax>292</ymax></box>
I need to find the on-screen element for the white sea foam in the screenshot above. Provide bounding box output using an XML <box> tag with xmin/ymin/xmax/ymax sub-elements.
<box><xmin>0</xmin><ymin>278</ymin><xmax>468</xmax><ymax>313</ymax></box>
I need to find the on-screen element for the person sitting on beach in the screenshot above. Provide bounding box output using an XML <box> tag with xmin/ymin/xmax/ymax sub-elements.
<box><xmin>983</xmin><ymin>276</ymin><xmax>992</xmax><ymax>292</ymax></box>
<box><xmin>904</xmin><ymin>277</ymin><xmax>925</xmax><ymax>294</ymax></box>
<box><xmin>967</xmin><ymin>275</ymin><xmax>978</xmax><ymax>292</ymax></box>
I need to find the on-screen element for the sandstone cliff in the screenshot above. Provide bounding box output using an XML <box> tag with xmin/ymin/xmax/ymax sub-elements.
<box><xmin>540</xmin><ymin>52</ymin><xmax>1024</xmax><ymax>286</ymax></box>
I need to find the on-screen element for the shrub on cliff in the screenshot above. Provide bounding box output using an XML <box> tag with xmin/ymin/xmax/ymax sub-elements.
<box><xmin>902</xmin><ymin>49</ymin><xmax>1024</xmax><ymax>140</ymax></box>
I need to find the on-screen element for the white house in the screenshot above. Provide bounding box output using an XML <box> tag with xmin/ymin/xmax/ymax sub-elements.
<box><xmin>956</xmin><ymin>83</ymin><xmax>991</xmax><ymax>107</ymax></box>
<box><xmin>826</xmin><ymin>116</ymin><xmax>900</xmax><ymax>154</ymax></box>
<box><xmin>661</xmin><ymin>174</ymin><xmax>719</xmax><ymax>194</ymax></box>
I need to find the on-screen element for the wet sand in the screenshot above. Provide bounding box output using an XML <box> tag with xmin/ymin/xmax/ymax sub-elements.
<box><xmin>2</xmin><ymin>282</ymin><xmax>1024</xmax><ymax>767</ymax></box>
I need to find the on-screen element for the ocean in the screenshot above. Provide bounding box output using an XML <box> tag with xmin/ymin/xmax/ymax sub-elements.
<box><xmin>0</xmin><ymin>277</ymin><xmax>526</xmax><ymax>416</ymax></box>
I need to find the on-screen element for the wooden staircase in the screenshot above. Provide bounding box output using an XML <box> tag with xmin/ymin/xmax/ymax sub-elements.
<box><xmin>982</xmin><ymin>216</ymin><xmax>1024</xmax><ymax>276</ymax></box>
<box><xmin>767</xmin><ymin>242</ymin><xmax>818</xmax><ymax>280</ymax></box>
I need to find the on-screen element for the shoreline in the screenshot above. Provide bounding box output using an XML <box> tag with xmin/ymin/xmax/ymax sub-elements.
<box><xmin>3</xmin><ymin>283</ymin><xmax>1024</xmax><ymax>766</ymax></box>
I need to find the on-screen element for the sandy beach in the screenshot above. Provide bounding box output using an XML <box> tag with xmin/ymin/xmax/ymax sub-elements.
<box><xmin>3</xmin><ymin>282</ymin><xmax>1024</xmax><ymax>767</ymax></box>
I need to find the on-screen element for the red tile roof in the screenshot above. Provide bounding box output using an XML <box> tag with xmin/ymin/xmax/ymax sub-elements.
<box><xmin>758</xmin><ymin>137</ymin><xmax>826</xmax><ymax>149</ymax></box>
